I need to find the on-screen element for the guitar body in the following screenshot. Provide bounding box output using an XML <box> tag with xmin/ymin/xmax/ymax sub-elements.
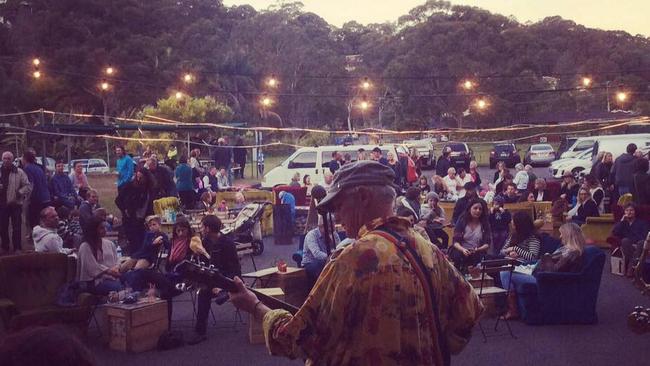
<box><xmin>174</xmin><ymin>260</ymin><xmax>299</xmax><ymax>314</ymax></box>
<box><xmin>633</xmin><ymin>232</ymin><xmax>650</xmax><ymax>296</ymax></box>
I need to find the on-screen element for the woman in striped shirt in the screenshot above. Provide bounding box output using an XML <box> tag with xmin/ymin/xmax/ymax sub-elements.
<box><xmin>500</xmin><ymin>211</ymin><xmax>541</xmax><ymax>262</ymax></box>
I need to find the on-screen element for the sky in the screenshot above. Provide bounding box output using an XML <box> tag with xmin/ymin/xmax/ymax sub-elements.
<box><xmin>222</xmin><ymin>0</ymin><xmax>649</xmax><ymax>37</ymax></box>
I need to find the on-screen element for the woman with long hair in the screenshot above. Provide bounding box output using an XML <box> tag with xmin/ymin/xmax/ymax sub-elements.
<box><xmin>501</xmin><ymin>222</ymin><xmax>586</xmax><ymax>318</ymax></box>
<box><xmin>303</xmin><ymin>174</ymin><xmax>313</xmax><ymax>196</ymax></box>
<box><xmin>418</xmin><ymin>176</ymin><xmax>431</xmax><ymax>195</ymax></box>
<box><xmin>567</xmin><ymin>188</ymin><xmax>600</xmax><ymax>225</ymax></box>
<box><xmin>386</xmin><ymin>152</ymin><xmax>402</xmax><ymax>186</ymax></box>
<box><xmin>450</xmin><ymin>198</ymin><xmax>492</xmax><ymax>271</ymax></box>
<box><xmin>432</xmin><ymin>175</ymin><xmax>449</xmax><ymax>199</ymax></box>
<box><xmin>500</xmin><ymin>211</ymin><xmax>541</xmax><ymax>261</ymax></box>
<box><xmin>78</xmin><ymin>216</ymin><xmax>123</xmax><ymax>295</ymax></box>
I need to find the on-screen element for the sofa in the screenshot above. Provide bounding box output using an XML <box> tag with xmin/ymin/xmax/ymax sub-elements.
<box><xmin>517</xmin><ymin>246</ymin><xmax>606</xmax><ymax>325</ymax></box>
<box><xmin>581</xmin><ymin>214</ymin><xmax>615</xmax><ymax>249</ymax></box>
<box><xmin>0</xmin><ymin>253</ymin><xmax>94</xmax><ymax>333</ymax></box>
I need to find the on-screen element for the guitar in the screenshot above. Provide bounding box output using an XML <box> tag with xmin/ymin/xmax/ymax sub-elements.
<box><xmin>632</xmin><ymin>232</ymin><xmax>650</xmax><ymax>296</ymax></box>
<box><xmin>174</xmin><ymin>260</ymin><xmax>299</xmax><ymax>314</ymax></box>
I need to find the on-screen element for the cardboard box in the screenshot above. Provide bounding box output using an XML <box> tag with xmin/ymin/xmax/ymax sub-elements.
<box><xmin>611</xmin><ymin>248</ymin><xmax>626</xmax><ymax>276</ymax></box>
<box><xmin>104</xmin><ymin>299</ymin><xmax>168</xmax><ymax>352</ymax></box>
<box><xmin>248</xmin><ymin>288</ymin><xmax>285</xmax><ymax>344</ymax></box>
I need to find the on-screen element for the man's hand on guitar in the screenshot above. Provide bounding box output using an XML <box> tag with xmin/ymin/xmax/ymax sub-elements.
<box><xmin>228</xmin><ymin>276</ymin><xmax>260</xmax><ymax>314</ymax></box>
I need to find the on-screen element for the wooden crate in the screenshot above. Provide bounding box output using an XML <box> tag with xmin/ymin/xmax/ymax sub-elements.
<box><xmin>248</xmin><ymin>288</ymin><xmax>285</xmax><ymax>344</ymax></box>
<box><xmin>265</xmin><ymin>268</ymin><xmax>309</xmax><ymax>307</ymax></box>
<box><xmin>105</xmin><ymin>299</ymin><xmax>168</xmax><ymax>353</ymax></box>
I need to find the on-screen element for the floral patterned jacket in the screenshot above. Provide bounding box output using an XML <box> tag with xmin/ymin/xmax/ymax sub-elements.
<box><xmin>263</xmin><ymin>216</ymin><xmax>484</xmax><ymax>365</ymax></box>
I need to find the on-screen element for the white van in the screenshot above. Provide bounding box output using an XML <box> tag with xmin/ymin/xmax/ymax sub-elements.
<box><xmin>560</xmin><ymin>137</ymin><xmax>597</xmax><ymax>159</ymax></box>
<box><xmin>591</xmin><ymin>134</ymin><xmax>650</xmax><ymax>162</ymax></box>
<box><xmin>262</xmin><ymin>144</ymin><xmax>408</xmax><ymax>187</ymax></box>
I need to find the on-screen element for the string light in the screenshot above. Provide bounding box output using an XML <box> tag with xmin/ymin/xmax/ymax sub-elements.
<box><xmin>361</xmin><ymin>77</ymin><xmax>371</xmax><ymax>90</ymax></box>
<box><xmin>582</xmin><ymin>77</ymin><xmax>592</xmax><ymax>87</ymax></box>
<box><xmin>462</xmin><ymin>80</ymin><xmax>475</xmax><ymax>90</ymax></box>
<box><xmin>32</xmin><ymin>70</ymin><xmax>42</xmax><ymax>79</ymax></box>
<box><xmin>174</xmin><ymin>91</ymin><xmax>184</xmax><ymax>100</ymax></box>
<box><xmin>183</xmin><ymin>73</ymin><xmax>194</xmax><ymax>83</ymax></box>
<box><xmin>267</xmin><ymin>75</ymin><xmax>278</xmax><ymax>88</ymax></box>
<box><xmin>359</xmin><ymin>97</ymin><xmax>370</xmax><ymax>110</ymax></box>
<box><xmin>616</xmin><ymin>91</ymin><xmax>628</xmax><ymax>103</ymax></box>
<box><xmin>100</xmin><ymin>80</ymin><xmax>110</xmax><ymax>91</ymax></box>
<box><xmin>105</xmin><ymin>66</ymin><xmax>115</xmax><ymax>75</ymax></box>
<box><xmin>475</xmin><ymin>98</ymin><xmax>488</xmax><ymax>110</ymax></box>
<box><xmin>32</xmin><ymin>58</ymin><xmax>41</xmax><ymax>66</ymax></box>
<box><xmin>260</xmin><ymin>95</ymin><xmax>273</xmax><ymax>107</ymax></box>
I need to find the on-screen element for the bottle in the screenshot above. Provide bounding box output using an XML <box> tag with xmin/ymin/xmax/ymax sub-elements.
<box><xmin>116</xmin><ymin>246</ymin><xmax>123</xmax><ymax>259</ymax></box>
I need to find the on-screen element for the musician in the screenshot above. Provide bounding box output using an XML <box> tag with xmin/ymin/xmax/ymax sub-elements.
<box><xmin>229</xmin><ymin>160</ymin><xmax>483</xmax><ymax>365</ymax></box>
<box><xmin>188</xmin><ymin>215</ymin><xmax>241</xmax><ymax>345</ymax></box>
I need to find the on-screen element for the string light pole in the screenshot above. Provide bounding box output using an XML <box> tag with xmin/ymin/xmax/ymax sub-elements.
<box><xmin>347</xmin><ymin>77</ymin><xmax>372</xmax><ymax>132</ymax></box>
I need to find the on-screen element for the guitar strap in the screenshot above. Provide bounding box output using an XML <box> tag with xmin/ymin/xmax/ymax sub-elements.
<box><xmin>372</xmin><ymin>226</ymin><xmax>451</xmax><ymax>366</ymax></box>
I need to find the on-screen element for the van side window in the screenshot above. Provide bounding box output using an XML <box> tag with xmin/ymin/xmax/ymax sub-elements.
<box><xmin>288</xmin><ymin>152</ymin><xmax>317</xmax><ymax>169</ymax></box>
<box><xmin>321</xmin><ymin>151</ymin><xmax>336</xmax><ymax>167</ymax></box>
<box><xmin>574</xmin><ymin>140</ymin><xmax>594</xmax><ymax>151</ymax></box>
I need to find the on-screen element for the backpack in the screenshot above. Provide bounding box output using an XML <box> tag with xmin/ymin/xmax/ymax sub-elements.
<box><xmin>56</xmin><ymin>281</ymin><xmax>93</xmax><ymax>307</ymax></box>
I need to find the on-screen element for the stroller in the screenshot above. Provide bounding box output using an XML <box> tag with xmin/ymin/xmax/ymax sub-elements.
<box><xmin>220</xmin><ymin>202</ymin><xmax>269</xmax><ymax>256</ymax></box>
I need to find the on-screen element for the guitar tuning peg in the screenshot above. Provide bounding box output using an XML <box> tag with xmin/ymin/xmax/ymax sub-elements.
<box><xmin>209</xmin><ymin>264</ymin><xmax>215</xmax><ymax>270</ymax></box>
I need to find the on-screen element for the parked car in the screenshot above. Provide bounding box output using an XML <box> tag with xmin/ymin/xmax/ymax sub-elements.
<box><xmin>13</xmin><ymin>156</ymin><xmax>56</xmax><ymax>174</ymax></box>
<box><xmin>556</xmin><ymin>136</ymin><xmax>579</xmax><ymax>160</ymax></box>
<box><xmin>549</xmin><ymin>148</ymin><xmax>593</xmax><ymax>179</ymax></box>
<box><xmin>489</xmin><ymin>143</ymin><xmax>520</xmax><ymax>168</ymax></box>
<box><xmin>64</xmin><ymin>158</ymin><xmax>110</xmax><ymax>174</ymax></box>
<box><xmin>403</xmin><ymin>139</ymin><xmax>436</xmax><ymax>170</ymax></box>
<box><xmin>262</xmin><ymin>144</ymin><xmax>408</xmax><ymax>188</ymax></box>
<box><xmin>524</xmin><ymin>144</ymin><xmax>556</xmax><ymax>166</ymax></box>
<box><xmin>442</xmin><ymin>142</ymin><xmax>473</xmax><ymax>170</ymax></box>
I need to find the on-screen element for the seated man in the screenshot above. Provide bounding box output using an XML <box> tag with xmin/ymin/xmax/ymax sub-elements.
<box><xmin>279</xmin><ymin>191</ymin><xmax>296</xmax><ymax>225</ymax></box>
<box><xmin>130</xmin><ymin>215</ymin><xmax>170</xmax><ymax>270</ymax></box>
<box><xmin>216</xmin><ymin>167</ymin><xmax>230</xmax><ymax>190</ymax></box>
<box><xmin>33</xmin><ymin>206</ymin><xmax>73</xmax><ymax>254</ymax></box>
<box><xmin>79</xmin><ymin>189</ymin><xmax>101</xmax><ymax>230</ymax></box>
<box><xmin>49</xmin><ymin>160</ymin><xmax>80</xmax><ymax>209</ymax></box>
<box><xmin>498</xmin><ymin>183</ymin><xmax>521</xmax><ymax>204</ymax></box>
<box><xmin>612</xmin><ymin>203</ymin><xmax>650</xmax><ymax>276</ymax></box>
<box><xmin>302</xmin><ymin>216</ymin><xmax>340</xmax><ymax>285</ymax></box>
<box><xmin>189</xmin><ymin>215</ymin><xmax>241</xmax><ymax>345</ymax></box>
<box><xmin>195</xmin><ymin>191</ymin><xmax>214</xmax><ymax>212</ymax></box>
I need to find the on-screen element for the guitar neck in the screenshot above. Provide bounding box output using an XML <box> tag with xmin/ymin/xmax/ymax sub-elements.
<box><xmin>249</xmin><ymin>288</ymin><xmax>300</xmax><ymax>314</ymax></box>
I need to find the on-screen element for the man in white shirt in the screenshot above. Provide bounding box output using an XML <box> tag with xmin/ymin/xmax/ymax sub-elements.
<box><xmin>33</xmin><ymin>206</ymin><xmax>73</xmax><ymax>254</ymax></box>
<box><xmin>443</xmin><ymin>167</ymin><xmax>461</xmax><ymax>199</ymax></box>
<box><xmin>301</xmin><ymin>217</ymin><xmax>340</xmax><ymax>285</ymax></box>
<box><xmin>513</xmin><ymin>163</ymin><xmax>529</xmax><ymax>193</ymax></box>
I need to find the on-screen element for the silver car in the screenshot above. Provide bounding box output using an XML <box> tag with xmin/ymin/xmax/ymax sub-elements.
<box><xmin>525</xmin><ymin>144</ymin><xmax>556</xmax><ymax>166</ymax></box>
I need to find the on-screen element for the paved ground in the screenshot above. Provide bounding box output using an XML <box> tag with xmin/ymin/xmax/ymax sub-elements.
<box><xmin>89</xmin><ymin>233</ymin><xmax>650</xmax><ymax>366</ymax></box>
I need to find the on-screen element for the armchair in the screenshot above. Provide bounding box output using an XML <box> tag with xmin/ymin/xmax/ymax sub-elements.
<box><xmin>517</xmin><ymin>246</ymin><xmax>606</xmax><ymax>325</ymax></box>
<box><xmin>0</xmin><ymin>253</ymin><xmax>94</xmax><ymax>333</ymax></box>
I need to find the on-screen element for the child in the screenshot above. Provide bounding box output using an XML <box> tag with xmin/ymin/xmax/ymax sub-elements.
<box><xmin>56</xmin><ymin>206</ymin><xmax>83</xmax><ymax>249</ymax></box>
<box><xmin>489</xmin><ymin>196</ymin><xmax>512</xmax><ymax>256</ymax></box>
<box><xmin>132</xmin><ymin>215</ymin><xmax>170</xmax><ymax>270</ymax></box>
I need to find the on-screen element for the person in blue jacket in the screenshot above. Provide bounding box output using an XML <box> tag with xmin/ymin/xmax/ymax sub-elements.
<box><xmin>49</xmin><ymin>161</ymin><xmax>79</xmax><ymax>209</ymax></box>
<box><xmin>175</xmin><ymin>155</ymin><xmax>195</xmax><ymax>209</ymax></box>
<box><xmin>22</xmin><ymin>148</ymin><xmax>51</xmax><ymax>230</ymax></box>
<box><xmin>279</xmin><ymin>191</ymin><xmax>296</xmax><ymax>225</ymax></box>
<box><xmin>115</xmin><ymin>145</ymin><xmax>134</xmax><ymax>192</ymax></box>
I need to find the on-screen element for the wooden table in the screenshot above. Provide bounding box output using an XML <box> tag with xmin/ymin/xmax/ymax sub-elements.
<box><xmin>101</xmin><ymin>299</ymin><xmax>168</xmax><ymax>353</ymax></box>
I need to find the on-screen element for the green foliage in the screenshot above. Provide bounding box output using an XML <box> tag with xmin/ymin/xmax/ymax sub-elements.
<box><xmin>0</xmin><ymin>0</ymin><xmax>648</xmax><ymax>130</ymax></box>
<box><xmin>140</xmin><ymin>95</ymin><xmax>233</xmax><ymax>123</ymax></box>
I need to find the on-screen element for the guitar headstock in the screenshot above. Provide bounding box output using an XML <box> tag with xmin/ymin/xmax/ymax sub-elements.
<box><xmin>174</xmin><ymin>260</ymin><xmax>237</xmax><ymax>292</ymax></box>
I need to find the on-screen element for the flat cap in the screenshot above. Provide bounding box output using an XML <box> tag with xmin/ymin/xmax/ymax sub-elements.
<box><xmin>317</xmin><ymin>160</ymin><xmax>397</xmax><ymax>212</ymax></box>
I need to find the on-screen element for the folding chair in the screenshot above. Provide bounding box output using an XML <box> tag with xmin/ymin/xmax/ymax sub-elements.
<box><xmin>475</xmin><ymin>258</ymin><xmax>518</xmax><ymax>342</ymax></box>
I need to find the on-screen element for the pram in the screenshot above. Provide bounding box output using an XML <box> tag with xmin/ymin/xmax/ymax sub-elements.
<box><xmin>220</xmin><ymin>202</ymin><xmax>270</xmax><ymax>256</ymax></box>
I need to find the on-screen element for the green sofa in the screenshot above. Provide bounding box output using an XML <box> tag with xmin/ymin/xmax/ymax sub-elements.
<box><xmin>0</xmin><ymin>253</ymin><xmax>94</xmax><ymax>333</ymax></box>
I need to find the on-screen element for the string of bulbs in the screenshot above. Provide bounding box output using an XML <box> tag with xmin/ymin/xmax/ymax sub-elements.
<box><xmin>25</xmin><ymin>57</ymin><xmax>638</xmax><ymax>112</ymax></box>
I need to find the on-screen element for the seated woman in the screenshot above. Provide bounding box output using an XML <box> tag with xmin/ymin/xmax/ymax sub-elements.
<box><xmin>432</xmin><ymin>175</ymin><xmax>450</xmax><ymax>200</ymax></box>
<box><xmin>419</xmin><ymin>192</ymin><xmax>449</xmax><ymax>249</ymax></box>
<box><xmin>443</xmin><ymin>167</ymin><xmax>461</xmax><ymax>200</ymax></box>
<box><xmin>566</xmin><ymin>188</ymin><xmax>600</xmax><ymax>225</ymax></box>
<box><xmin>449</xmin><ymin>198</ymin><xmax>492</xmax><ymax>272</ymax></box>
<box><xmin>499</xmin><ymin>211</ymin><xmax>541</xmax><ymax>262</ymax></box>
<box><xmin>417</xmin><ymin>176</ymin><xmax>431</xmax><ymax>195</ymax></box>
<box><xmin>303</xmin><ymin>174</ymin><xmax>314</xmax><ymax>196</ymax></box>
<box><xmin>397</xmin><ymin>207</ymin><xmax>431</xmax><ymax>243</ymax></box>
<box><xmin>78</xmin><ymin>216</ymin><xmax>124</xmax><ymax>295</ymax></box>
<box><xmin>500</xmin><ymin>222</ymin><xmax>585</xmax><ymax>318</ymax></box>
<box><xmin>195</xmin><ymin>191</ymin><xmax>214</xmax><ymax>212</ymax></box>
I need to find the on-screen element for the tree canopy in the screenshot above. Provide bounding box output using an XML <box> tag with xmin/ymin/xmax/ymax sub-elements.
<box><xmin>1</xmin><ymin>0</ymin><xmax>648</xmax><ymax>130</ymax></box>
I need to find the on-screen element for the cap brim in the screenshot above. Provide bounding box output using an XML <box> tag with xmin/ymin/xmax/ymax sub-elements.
<box><xmin>316</xmin><ymin>182</ymin><xmax>400</xmax><ymax>213</ymax></box>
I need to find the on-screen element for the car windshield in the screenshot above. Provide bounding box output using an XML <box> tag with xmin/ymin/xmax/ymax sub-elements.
<box><xmin>446</xmin><ymin>144</ymin><xmax>467</xmax><ymax>152</ymax></box>
<box><xmin>494</xmin><ymin>144</ymin><xmax>514</xmax><ymax>152</ymax></box>
<box><xmin>532</xmin><ymin>145</ymin><xmax>552</xmax><ymax>151</ymax></box>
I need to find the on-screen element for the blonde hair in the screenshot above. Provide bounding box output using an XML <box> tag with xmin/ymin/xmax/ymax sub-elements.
<box><xmin>559</xmin><ymin>223</ymin><xmax>585</xmax><ymax>254</ymax></box>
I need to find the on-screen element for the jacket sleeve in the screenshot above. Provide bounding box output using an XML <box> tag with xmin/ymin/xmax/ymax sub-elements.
<box><xmin>18</xmin><ymin>169</ymin><xmax>33</xmax><ymax>199</ymax></box>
